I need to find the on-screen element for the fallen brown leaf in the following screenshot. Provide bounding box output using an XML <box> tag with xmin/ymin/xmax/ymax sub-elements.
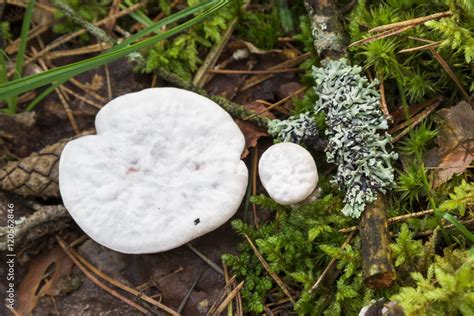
<box><xmin>18</xmin><ymin>246</ymin><xmax>74</xmax><ymax>315</ymax></box>
<box><xmin>427</xmin><ymin>101</ymin><xmax>474</xmax><ymax>188</ymax></box>
<box><xmin>235</xmin><ymin>119</ymin><xmax>268</xmax><ymax>159</ymax></box>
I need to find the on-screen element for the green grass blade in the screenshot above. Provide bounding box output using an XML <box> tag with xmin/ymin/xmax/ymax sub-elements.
<box><xmin>121</xmin><ymin>0</ymin><xmax>154</xmax><ymax>28</ymax></box>
<box><xmin>14</xmin><ymin>0</ymin><xmax>36</xmax><ymax>79</ymax></box>
<box><xmin>0</xmin><ymin>49</ymin><xmax>15</xmax><ymax>113</ymax></box>
<box><xmin>9</xmin><ymin>0</ymin><xmax>36</xmax><ymax>113</ymax></box>
<box><xmin>0</xmin><ymin>0</ymin><xmax>228</xmax><ymax>100</ymax></box>
<box><xmin>0</xmin><ymin>50</ymin><xmax>8</xmax><ymax>85</ymax></box>
<box><xmin>435</xmin><ymin>210</ymin><xmax>474</xmax><ymax>242</ymax></box>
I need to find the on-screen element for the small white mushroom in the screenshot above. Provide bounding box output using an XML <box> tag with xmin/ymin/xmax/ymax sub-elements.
<box><xmin>258</xmin><ymin>142</ymin><xmax>318</xmax><ymax>205</ymax></box>
<box><xmin>59</xmin><ymin>88</ymin><xmax>248</xmax><ymax>254</ymax></box>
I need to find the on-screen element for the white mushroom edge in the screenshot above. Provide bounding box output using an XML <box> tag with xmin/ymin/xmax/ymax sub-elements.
<box><xmin>258</xmin><ymin>142</ymin><xmax>318</xmax><ymax>205</ymax></box>
<box><xmin>59</xmin><ymin>88</ymin><xmax>248</xmax><ymax>254</ymax></box>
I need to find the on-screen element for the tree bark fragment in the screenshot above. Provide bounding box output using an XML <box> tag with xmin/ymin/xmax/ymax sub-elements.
<box><xmin>359</xmin><ymin>196</ymin><xmax>396</xmax><ymax>288</ymax></box>
<box><xmin>0</xmin><ymin>204</ymin><xmax>70</xmax><ymax>251</ymax></box>
<box><xmin>304</xmin><ymin>0</ymin><xmax>347</xmax><ymax>60</ymax></box>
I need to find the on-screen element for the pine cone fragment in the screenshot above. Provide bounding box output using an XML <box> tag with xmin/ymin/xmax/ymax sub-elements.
<box><xmin>0</xmin><ymin>141</ymin><xmax>65</xmax><ymax>198</ymax></box>
<box><xmin>0</xmin><ymin>130</ymin><xmax>95</xmax><ymax>198</ymax></box>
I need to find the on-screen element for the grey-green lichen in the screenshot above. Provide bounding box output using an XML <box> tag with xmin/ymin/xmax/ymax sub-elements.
<box><xmin>312</xmin><ymin>58</ymin><xmax>397</xmax><ymax>218</ymax></box>
<box><xmin>268</xmin><ymin>112</ymin><xmax>319</xmax><ymax>145</ymax></box>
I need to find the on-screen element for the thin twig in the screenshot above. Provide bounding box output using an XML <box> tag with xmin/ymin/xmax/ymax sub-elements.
<box><xmin>5</xmin><ymin>24</ymin><xmax>50</xmax><ymax>55</ymax></box>
<box><xmin>223</xmin><ymin>260</ymin><xmax>243</xmax><ymax>316</ymax></box>
<box><xmin>56</xmin><ymin>236</ymin><xmax>149</xmax><ymax>314</ymax></box>
<box><xmin>99</xmin><ymin>42</ymin><xmax>113</xmax><ymax>100</ymax></box>
<box><xmin>60</xmin><ymin>85</ymin><xmax>102</xmax><ymax>109</ymax></box>
<box><xmin>56</xmin><ymin>236</ymin><xmax>180</xmax><ymax>315</ymax></box>
<box><xmin>244</xmin><ymin>87</ymin><xmax>306</xmax><ymax>120</ymax></box>
<box><xmin>429</xmin><ymin>47</ymin><xmax>470</xmax><ymax>100</ymax></box>
<box><xmin>369</xmin><ymin>11</ymin><xmax>452</xmax><ymax>33</ymax></box>
<box><xmin>240</xmin><ymin>52</ymin><xmax>311</xmax><ymax>92</ymax></box>
<box><xmin>222</xmin><ymin>262</ymin><xmax>233</xmax><ymax>316</ymax></box>
<box><xmin>417</xmin><ymin>218</ymin><xmax>474</xmax><ymax>237</ymax></box>
<box><xmin>208</xmin><ymin>67</ymin><xmax>303</xmax><ymax>75</ymax></box>
<box><xmin>177</xmin><ymin>269</ymin><xmax>205</xmax><ymax>314</ymax></box>
<box><xmin>36</xmin><ymin>55</ymin><xmax>80</xmax><ymax>134</ymax></box>
<box><xmin>349</xmin><ymin>25</ymin><xmax>414</xmax><ymax>48</ymax></box>
<box><xmin>399</xmin><ymin>41</ymin><xmax>440</xmax><ymax>53</ymax></box>
<box><xmin>339</xmin><ymin>209</ymin><xmax>435</xmax><ymax>233</ymax></box>
<box><xmin>255</xmin><ymin>99</ymin><xmax>290</xmax><ymax>115</ymax></box>
<box><xmin>207</xmin><ymin>276</ymin><xmax>237</xmax><ymax>316</ymax></box>
<box><xmin>244</xmin><ymin>234</ymin><xmax>295</xmax><ymax>304</ymax></box>
<box><xmin>104</xmin><ymin>0</ymin><xmax>122</xmax><ymax>31</ymax></box>
<box><xmin>378</xmin><ymin>76</ymin><xmax>391</xmax><ymax>122</ymax></box>
<box><xmin>391</xmin><ymin>97</ymin><xmax>442</xmax><ymax>143</ymax></box>
<box><xmin>70</xmin><ymin>78</ymin><xmax>106</xmax><ymax>102</ymax></box>
<box><xmin>187</xmin><ymin>243</ymin><xmax>224</xmax><ymax>276</ymax></box>
<box><xmin>193</xmin><ymin>14</ymin><xmax>240</xmax><ymax>87</ymax></box>
<box><xmin>211</xmin><ymin>281</ymin><xmax>244</xmax><ymax>316</ymax></box>
<box><xmin>47</xmin><ymin>43</ymin><xmax>113</xmax><ymax>59</ymax></box>
<box><xmin>309</xmin><ymin>232</ymin><xmax>355</xmax><ymax>292</ymax></box>
<box><xmin>6</xmin><ymin>0</ymin><xmax>56</xmax><ymax>14</ymax></box>
<box><xmin>389</xmin><ymin>98</ymin><xmax>442</xmax><ymax>134</ymax></box>
<box><xmin>251</xmin><ymin>146</ymin><xmax>259</xmax><ymax>228</ymax></box>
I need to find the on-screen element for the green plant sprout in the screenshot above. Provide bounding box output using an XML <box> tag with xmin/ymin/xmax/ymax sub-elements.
<box><xmin>1</xmin><ymin>0</ymin><xmax>36</xmax><ymax>114</ymax></box>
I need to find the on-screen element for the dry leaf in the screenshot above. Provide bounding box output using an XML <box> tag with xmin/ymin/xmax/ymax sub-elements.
<box><xmin>428</xmin><ymin>101</ymin><xmax>474</xmax><ymax>188</ymax></box>
<box><xmin>18</xmin><ymin>246</ymin><xmax>74</xmax><ymax>315</ymax></box>
<box><xmin>235</xmin><ymin>119</ymin><xmax>268</xmax><ymax>159</ymax></box>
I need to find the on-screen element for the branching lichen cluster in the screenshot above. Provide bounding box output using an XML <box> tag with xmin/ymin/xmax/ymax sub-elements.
<box><xmin>268</xmin><ymin>112</ymin><xmax>319</xmax><ymax>145</ymax></box>
<box><xmin>313</xmin><ymin>58</ymin><xmax>397</xmax><ymax>218</ymax></box>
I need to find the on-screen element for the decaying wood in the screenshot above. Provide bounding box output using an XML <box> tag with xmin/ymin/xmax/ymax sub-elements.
<box><xmin>359</xmin><ymin>196</ymin><xmax>396</xmax><ymax>289</ymax></box>
<box><xmin>0</xmin><ymin>204</ymin><xmax>69</xmax><ymax>251</ymax></box>
<box><xmin>303</xmin><ymin>0</ymin><xmax>347</xmax><ymax>60</ymax></box>
<box><xmin>0</xmin><ymin>130</ymin><xmax>94</xmax><ymax>197</ymax></box>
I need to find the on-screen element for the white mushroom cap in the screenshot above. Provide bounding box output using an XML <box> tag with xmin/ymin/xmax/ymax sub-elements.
<box><xmin>59</xmin><ymin>88</ymin><xmax>248</xmax><ymax>254</ymax></box>
<box><xmin>258</xmin><ymin>142</ymin><xmax>318</xmax><ymax>205</ymax></box>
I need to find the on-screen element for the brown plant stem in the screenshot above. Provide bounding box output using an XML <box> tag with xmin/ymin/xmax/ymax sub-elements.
<box><xmin>359</xmin><ymin>196</ymin><xmax>396</xmax><ymax>288</ymax></box>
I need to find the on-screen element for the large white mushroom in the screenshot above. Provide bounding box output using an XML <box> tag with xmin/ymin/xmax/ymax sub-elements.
<box><xmin>258</xmin><ymin>142</ymin><xmax>318</xmax><ymax>205</ymax></box>
<box><xmin>59</xmin><ymin>88</ymin><xmax>248</xmax><ymax>254</ymax></box>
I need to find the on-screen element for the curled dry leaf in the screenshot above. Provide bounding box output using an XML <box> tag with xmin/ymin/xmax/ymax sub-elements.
<box><xmin>235</xmin><ymin>119</ymin><xmax>268</xmax><ymax>159</ymax></box>
<box><xmin>235</xmin><ymin>101</ymin><xmax>275</xmax><ymax>158</ymax></box>
<box><xmin>18</xmin><ymin>246</ymin><xmax>75</xmax><ymax>315</ymax></box>
<box><xmin>427</xmin><ymin>101</ymin><xmax>474</xmax><ymax>188</ymax></box>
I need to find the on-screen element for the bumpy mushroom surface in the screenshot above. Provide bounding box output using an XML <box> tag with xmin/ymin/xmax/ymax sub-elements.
<box><xmin>258</xmin><ymin>142</ymin><xmax>318</xmax><ymax>205</ymax></box>
<box><xmin>59</xmin><ymin>88</ymin><xmax>248</xmax><ymax>254</ymax></box>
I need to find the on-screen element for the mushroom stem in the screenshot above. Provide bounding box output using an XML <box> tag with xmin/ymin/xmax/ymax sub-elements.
<box><xmin>359</xmin><ymin>195</ymin><xmax>396</xmax><ymax>288</ymax></box>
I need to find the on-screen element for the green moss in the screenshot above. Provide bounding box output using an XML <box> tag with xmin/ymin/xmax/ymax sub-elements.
<box><xmin>391</xmin><ymin>249</ymin><xmax>474</xmax><ymax>316</ymax></box>
<box><xmin>236</xmin><ymin>7</ymin><xmax>284</xmax><ymax>50</ymax></box>
<box><xmin>142</xmin><ymin>0</ymin><xmax>236</xmax><ymax>81</ymax></box>
<box><xmin>347</xmin><ymin>0</ymin><xmax>473</xmax><ymax>102</ymax></box>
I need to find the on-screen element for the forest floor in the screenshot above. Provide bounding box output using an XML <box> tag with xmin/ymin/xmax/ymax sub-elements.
<box><xmin>0</xmin><ymin>0</ymin><xmax>473</xmax><ymax>315</ymax></box>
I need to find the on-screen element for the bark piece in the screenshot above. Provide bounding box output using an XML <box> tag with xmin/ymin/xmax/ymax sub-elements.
<box><xmin>0</xmin><ymin>204</ymin><xmax>70</xmax><ymax>251</ymax></box>
<box><xmin>359</xmin><ymin>195</ymin><xmax>396</xmax><ymax>288</ymax></box>
<box><xmin>304</xmin><ymin>0</ymin><xmax>347</xmax><ymax>60</ymax></box>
